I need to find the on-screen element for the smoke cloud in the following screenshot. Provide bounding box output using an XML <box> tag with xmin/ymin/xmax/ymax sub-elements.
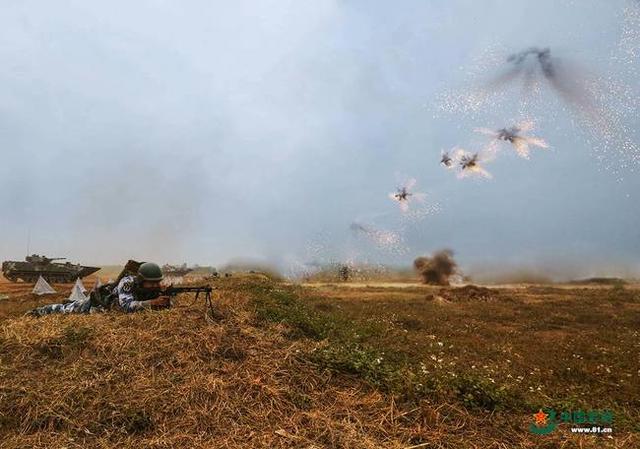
<box><xmin>0</xmin><ymin>0</ymin><xmax>638</xmax><ymax>280</ymax></box>
<box><xmin>413</xmin><ymin>250</ymin><xmax>457</xmax><ymax>285</ymax></box>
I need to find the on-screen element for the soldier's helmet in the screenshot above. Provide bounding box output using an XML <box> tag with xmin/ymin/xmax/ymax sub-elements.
<box><xmin>137</xmin><ymin>262</ymin><xmax>164</xmax><ymax>281</ymax></box>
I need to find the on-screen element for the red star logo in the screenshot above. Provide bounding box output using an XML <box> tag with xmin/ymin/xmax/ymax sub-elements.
<box><xmin>533</xmin><ymin>409</ymin><xmax>548</xmax><ymax>427</ymax></box>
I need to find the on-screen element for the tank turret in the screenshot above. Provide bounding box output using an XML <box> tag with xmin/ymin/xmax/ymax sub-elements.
<box><xmin>25</xmin><ymin>254</ymin><xmax>66</xmax><ymax>264</ymax></box>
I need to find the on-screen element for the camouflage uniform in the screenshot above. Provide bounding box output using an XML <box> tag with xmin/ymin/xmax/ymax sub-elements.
<box><xmin>115</xmin><ymin>275</ymin><xmax>162</xmax><ymax>312</ymax></box>
<box><xmin>31</xmin><ymin>297</ymin><xmax>98</xmax><ymax>316</ymax></box>
<box><xmin>31</xmin><ymin>275</ymin><xmax>160</xmax><ymax>316</ymax></box>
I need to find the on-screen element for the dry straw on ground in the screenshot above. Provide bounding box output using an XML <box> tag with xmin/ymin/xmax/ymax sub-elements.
<box><xmin>0</xmin><ymin>279</ymin><xmax>428</xmax><ymax>448</ymax></box>
<box><xmin>0</xmin><ymin>276</ymin><xmax>637</xmax><ymax>448</ymax></box>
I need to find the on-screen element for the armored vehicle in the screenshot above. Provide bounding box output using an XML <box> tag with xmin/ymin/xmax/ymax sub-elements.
<box><xmin>162</xmin><ymin>263</ymin><xmax>193</xmax><ymax>277</ymax></box>
<box><xmin>1</xmin><ymin>254</ymin><xmax>100</xmax><ymax>283</ymax></box>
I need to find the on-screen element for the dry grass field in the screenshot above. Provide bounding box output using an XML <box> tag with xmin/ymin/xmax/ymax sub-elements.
<box><xmin>0</xmin><ymin>273</ymin><xmax>638</xmax><ymax>448</ymax></box>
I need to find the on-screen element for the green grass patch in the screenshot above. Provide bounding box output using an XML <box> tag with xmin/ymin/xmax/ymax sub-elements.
<box><xmin>452</xmin><ymin>374</ymin><xmax>526</xmax><ymax>411</ymax></box>
<box><xmin>311</xmin><ymin>342</ymin><xmax>406</xmax><ymax>391</ymax></box>
<box><xmin>249</xmin><ymin>281</ymin><xmax>528</xmax><ymax>411</ymax></box>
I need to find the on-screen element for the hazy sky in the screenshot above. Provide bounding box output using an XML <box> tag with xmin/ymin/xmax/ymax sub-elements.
<box><xmin>1</xmin><ymin>0</ymin><xmax>638</xmax><ymax>277</ymax></box>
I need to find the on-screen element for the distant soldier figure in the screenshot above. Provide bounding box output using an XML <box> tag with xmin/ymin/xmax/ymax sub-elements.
<box><xmin>28</xmin><ymin>262</ymin><xmax>171</xmax><ymax>316</ymax></box>
<box><xmin>338</xmin><ymin>265</ymin><xmax>351</xmax><ymax>282</ymax></box>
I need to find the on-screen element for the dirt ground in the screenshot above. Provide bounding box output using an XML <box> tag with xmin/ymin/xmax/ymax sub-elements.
<box><xmin>0</xmin><ymin>271</ymin><xmax>113</xmax><ymax>319</ymax></box>
<box><xmin>0</xmin><ymin>275</ymin><xmax>638</xmax><ymax>448</ymax></box>
<box><xmin>300</xmin><ymin>281</ymin><xmax>640</xmax><ymax>435</ymax></box>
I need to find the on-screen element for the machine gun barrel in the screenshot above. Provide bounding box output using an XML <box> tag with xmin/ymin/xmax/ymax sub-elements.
<box><xmin>161</xmin><ymin>285</ymin><xmax>213</xmax><ymax>296</ymax></box>
<box><xmin>159</xmin><ymin>284</ymin><xmax>217</xmax><ymax>319</ymax></box>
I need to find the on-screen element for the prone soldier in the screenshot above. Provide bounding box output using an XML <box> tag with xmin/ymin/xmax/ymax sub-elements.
<box><xmin>28</xmin><ymin>262</ymin><xmax>171</xmax><ymax>316</ymax></box>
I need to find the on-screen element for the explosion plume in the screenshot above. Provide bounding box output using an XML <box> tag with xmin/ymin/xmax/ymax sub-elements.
<box><xmin>440</xmin><ymin>150</ymin><xmax>454</xmax><ymax>168</ymax></box>
<box><xmin>475</xmin><ymin>120</ymin><xmax>549</xmax><ymax>159</ymax></box>
<box><xmin>448</xmin><ymin>148</ymin><xmax>493</xmax><ymax>179</ymax></box>
<box><xmin>490</xmin><ymin>47</ymin><xmax>594</xmax><ymax>114</ymax></box>
<box><xmin>413</xmin><ymin>249</ymin><xmax>457</xmax><ymax>286</ymax></box>
<box><xmin>349</xmin><ymin>222</ymin><xmax>404</xmax><ymax>252</ymax></box>
<box><xmin>388</xmin><ymin>178</ymin><xmax>427</xmax><ymax>212</ymax></box>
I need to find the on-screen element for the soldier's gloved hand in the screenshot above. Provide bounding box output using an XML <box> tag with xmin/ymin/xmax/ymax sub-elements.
<box><xmin>144</xmin><ymin>296</ymin><xmax>171</xmax><ymax>309</ymax></box>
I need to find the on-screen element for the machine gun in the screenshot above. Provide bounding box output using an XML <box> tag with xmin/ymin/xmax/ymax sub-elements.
<box><xmin>89</xmin><ymin>283</ymin><xmax>217</xmax><ymax>318</ymax></box>
<box><xmin>159</xmin><ymin>285</ymin><xmax>216</xmax><ymax>318</ymax></box>
<box><xmin>89</xmin><ymin>260</ymin><xmax>219</xmax><ymax>319</ymax></box>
